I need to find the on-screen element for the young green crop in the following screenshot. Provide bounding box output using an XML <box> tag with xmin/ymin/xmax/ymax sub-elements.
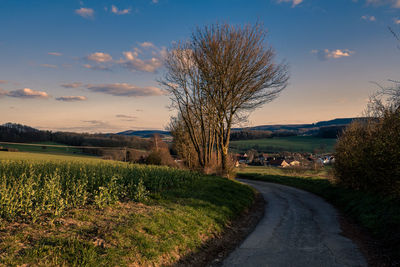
<box><xmin>0</xmin><ymin>159</ymin><xmax>201</xmax><ymax>221</ymax></box>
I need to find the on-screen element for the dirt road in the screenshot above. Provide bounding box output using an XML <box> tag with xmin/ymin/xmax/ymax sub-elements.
<box><xmin>223</xmin><ymin>179</ymin><xmax>367</xmax><ymax>267</ymax></box>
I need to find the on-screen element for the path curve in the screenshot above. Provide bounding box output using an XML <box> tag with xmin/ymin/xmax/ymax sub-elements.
<box><xmin>223</xmin><ymin>179</ymin><xmax>367</xmax><ymax>267</ymax></box>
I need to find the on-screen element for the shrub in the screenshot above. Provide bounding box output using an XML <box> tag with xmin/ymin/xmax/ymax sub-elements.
<box><xmin>145</xmin><ymin>151</ymin><xmax>163</xmax><ymax>165</ymax></box>
<box><xmin>133</xmin><ymin>178</ymin><xmax>149</xmax><ymax>202</ymax></box>
<box><xmin>334</xmin><ymin>111</ymin><xmax>400</xmax><ymax>195</ymax></box>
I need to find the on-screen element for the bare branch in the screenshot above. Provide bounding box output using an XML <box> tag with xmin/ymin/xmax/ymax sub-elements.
<box><xmin>160</xmin><ymin>23</ymin><xmax>289</xmax><ymax>174</ymax></box>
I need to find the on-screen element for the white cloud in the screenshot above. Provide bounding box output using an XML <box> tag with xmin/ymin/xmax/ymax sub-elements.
<box><xmin>40</xmin><ymin>64</ymin><xmax>58</xmax><ymax>68</ymax></box>
<box><xmin>152</xmin><ymin>0</ymin><xmax>159</xmax><ymax>3</ymax></box>
<box><xmin>84</xmin><ymin>52</ymin><xmax>112</xmax><ymax>71</ymax></box>
<box><xmin>111</xmin><ymin>5</ymin><xmax>131</xmax><ymax>15</ymax></box>
<box><xmin>7</xmin><ymin>88</ymin><xmax>50</xmax><ymax>99</ymax></box>
<box><xmin>159</xmin><ymin>47</ymin><xmax>168</xmax><ymax>59</ymax></box>
<box><xmin>61</xmin><ymin>82</ymin><xmax>83</xmax><ymax>88</ymax></box>
<box><xmin>82</xmin><ymin>44</ymin><xmax>165</xmax><ymax>73</ymax></box>
<box><xmin>119</xmin><ymin>51</ymin><xmax>162</xmax><ymax>72</ymax></box>
<box><xmin>361</xmin><ymin>15</ymin><xmax>376</xmax><ymax>21</ymax></box>
<box><xmin>116</xmin><ymin>114</ymin><xmax>137</xmax><ymax>121</ymax></box>
<box><xmin>86</xmin><ymin>52</ymin><xmax>112</xmax><ymax>63</ymax></box>
<box><xmin>0</xmin><ymin>80</ymin><xmax>7</xmax><ymax>84</ymax></box>
<box><xmin>366</xmin><ymin>0</ymin><xmax>400</xmax><ymax>8</ymax></box>
<box><xmin>75</xmin><ymin>7</ymin><xmax>94</xmax><ymax>19</ymax></box>
<box><xmin>311</xmin><ymin>49</ymin><xmax>354</xmax><ymax>60</ymax></box>
<box><xmin>116</xmin><ymin>114</ymin><xmax>136</xmax><ymax>119</ymax></box>
<box><xmin>117</xmin><ymin>43</ymin><xmax>166</xmax><ymax>72</ymax></box>
<box><xmin>83</xmin><ymin>64</ymin><xmax>111</xmax><ymax>71</ymax></box>
<box><xmin>48</xmin><ymin>52</ymin><xmax>62</xmax><ymax>56</ymax></box>
<box><xmin>82</xmin><ymin>120</ymin><xmax>109</xmax><ymax>126</ymax></box>
<box><xmin>366</xmin><ymin>0</ymin><xmax>381</xmax><ymax>4</ymax></box>
<box><xmin>79</xmin><ymin>120</ymin><xmax>115</xmax><ymax>131</ymax></box>
<box><xmin>140</xmin><ymin>42</ymin><xmax>155</xmax><ymax>48</ymax></box>
<box><xmin>51</xmin><ymin>120</ymin><xmax>118</xmax><ymax>133</ymax></box>
<box><xmin>55</xmin><ymin>96</ymin><xmax>87</xmax><ymax>102</ymax></box>
<box><xmin>86</xmin><ymin>83</ymin><xmax>165</xmax><ymax>97</ymax></box>
<box><xmin>328</xmin><ymin>49</ymin><xmax>354</xmax><ymax>58</ymax></box>
<box><xmin>277</xmin><ymin>0</ymin><xmax>303</xmax><ymax>7</ymax></box>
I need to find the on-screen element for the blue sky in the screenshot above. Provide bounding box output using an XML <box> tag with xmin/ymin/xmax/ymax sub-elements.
<box><xmin>0</xmin><ymin>0</ymin><xmax>399</xmax><ymax>132</ymax></box>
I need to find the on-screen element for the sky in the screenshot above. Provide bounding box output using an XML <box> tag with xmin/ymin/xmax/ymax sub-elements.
<box><xmin>0</xmin><ymin>0</ymin><xmax>399</xmax><ymax>133</ymax></box>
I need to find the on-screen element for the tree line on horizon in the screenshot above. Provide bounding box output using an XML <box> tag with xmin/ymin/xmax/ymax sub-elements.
<box><xmin>0</xmin><ymin>123</ymin><xmax>150</xmax><ymax>150</ymax></box>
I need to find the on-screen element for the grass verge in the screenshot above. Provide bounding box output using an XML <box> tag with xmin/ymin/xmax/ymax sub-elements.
<box><xmin>237</xmin><ymin>172</ymin><xmax>400</xmax><ymax>263</ymax></box>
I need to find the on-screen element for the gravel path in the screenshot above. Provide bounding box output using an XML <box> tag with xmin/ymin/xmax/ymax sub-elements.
<box><xmin>223</xmin><ymin>179</ymin><xmax>367</xmax><ymax>267</ymax></box>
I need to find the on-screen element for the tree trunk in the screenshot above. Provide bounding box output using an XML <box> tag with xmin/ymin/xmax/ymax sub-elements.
<box><xmin>221</xmin><ymin>144</ymin><xmax>229</xmax><ymax>175</ymax></box>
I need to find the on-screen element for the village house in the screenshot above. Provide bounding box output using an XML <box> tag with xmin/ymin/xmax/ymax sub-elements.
<box><xmin>317</xmin><ymin>155</ymin><xmax>335</xmax><ymax>165</ymax></box>
<box><xmin>234</xmin><ymin>151</ymin><xmax>308</xmax><ymax>168</ymax></box>
<box><xmin>288</xmin><ymin>159</ymin><xmax>301</xmax><ymax>167</ymax></box>
<box><xmin>268</xmin><ymin>159</ymin><xmax>290</xmax><ymax>168</ymax></box>
<box><xmin>236</xmin><ymin>153</ymin><xmax>249</xmax><ymax>164</ymax></box>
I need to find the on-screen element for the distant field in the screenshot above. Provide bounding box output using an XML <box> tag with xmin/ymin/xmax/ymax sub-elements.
<box><xmin>229</xmin><ymin>136</ymin><xmax>337</xmax><ymax>153</ymax></box>
<box><xmin>0</xmin><ymin>151</ymin><xmax>102</xmax><ymax>162</ymax></box>
<box><xmin>235</xmin><ymin>165</ymin><xmax>333</xmax><ymax>179</ymax></box>
<box><xmin>0</xmin><ymin>141</ymin><xmax>86</xmax><ymax>155</ymax></box>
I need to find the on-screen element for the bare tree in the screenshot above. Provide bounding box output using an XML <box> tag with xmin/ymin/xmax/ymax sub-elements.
<box><xmin>161</xmin><ymin>43</ymin><xmax>217</xmax><ymax>169</ymax></box>
<box><xmin>388</xmin><ymin>26</ymin><xmax>400</xmax><ymax>51</ymax></box>
<box><xmin>161</xmin><ymin>23</ymin><xmax>289</xmax><ymax>175</ymax></box>
<box><xmin>192</xmin><ymin>23</ymin><xmax>289</xmax><ymax>174</ymax></box>
<box><xmin>168</xmin><ymin>115</ymin><xmax>199</xmax><ymax>169</ymax></box>
<box><xmin>365</xmin><ymin>27</ymin><xmax>400</xmax><ymax>117</ymax></box>
<box><xmin>366</xmin><ymin>81</ymin><xmax>400</xmax><ymax>118</ymax></box>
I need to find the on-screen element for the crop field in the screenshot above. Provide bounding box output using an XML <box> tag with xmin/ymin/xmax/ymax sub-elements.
<box><xmin>0</xmin><ymin>158</ymin><xmax>197</xmax><ymax>221</ymax></box>
<box><xmin>229</xmin><ymin>136</ymin><xmax>337</xmax><ymax>153</ymax></box>
<box><xmin>0</xmin><ymin>152</ymin><xmax>254</xmax><ymax>265</ymax></box>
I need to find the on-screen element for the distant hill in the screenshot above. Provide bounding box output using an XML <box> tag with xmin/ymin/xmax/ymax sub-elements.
<box><xmin>1</xmin><ymin>122</ymin><xmax>41</xmax><ymax>133</ymax></box>
<box><xmin>233</xmin><ymin>117</ymin><xmax>366</xmax><ymax>136</ymax></box>
<box><xmin>314</xmin><ymin>118</ymin><xmax>356</xmax><ymax>127</ymax></box>
<box><xmin>116</xmin><ymin>118</ymin><xmax>364</xmax><ymax>139</ymax></box>
<box><xmin>1</xmin><ymin>117</ymin><xmax>363</xmax><ymax>145</ymax></box>
<box><xmin>117</xmin><ymin>130</ymin><xmax>171</xmax><ymax>138</ymax></box>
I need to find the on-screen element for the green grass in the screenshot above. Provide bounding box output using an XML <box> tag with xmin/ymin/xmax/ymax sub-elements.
<box><xmin>237</xmin><ymin>171</ymin><xmax>400</xmax><ymax>261</ymax></box>
<box><xmin>0</xmin><ymin>141</ymin><xmax>87</xmax><ymax>156</ymax></box>
<box><xmin>0</xmin><ymin>153</ymin><xmax>254</xmax><ymax>266</ymax></box>
<box><xmin>229</xmin><ymin>136</ymin><xmax>337</xmax><ymax>153</ymax></box>
<box><xmin>0</xmin><ymin>151</ymin><xmax>102</xmax><ymax>162</ymax></box>
<box><xmin>235</xmin><ymin>165</ymin><xmax>333</xmax><ymax>178</ymax></box>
